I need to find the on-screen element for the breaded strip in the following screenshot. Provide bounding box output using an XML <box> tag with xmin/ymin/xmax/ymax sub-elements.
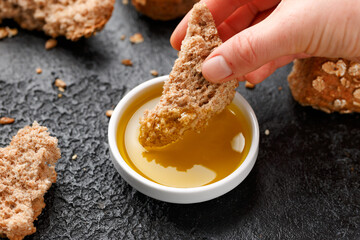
<box><xmin>139</xmin><ymin>3</ymin><xmax>238</xmax><ymax>149</ymax></box>
<box><xmin>0</xmin><ymin>0</ymin><xmax>115</xmax><ymax>41</ymax></box>
<box><xmin>288</xmin><ymin>57</ymin><xmax>360</xmax><ymax>113</ymax></box>
<box><xmin>0</xmin><ymin>122</ymin><xmax>61</xmax><ymax>240</ymax></box>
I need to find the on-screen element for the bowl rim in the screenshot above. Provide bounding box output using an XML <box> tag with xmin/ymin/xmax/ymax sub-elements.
<box><xmin>108</xmin><ymin>75</ymin><xmax>259</xmax><ymax>195</ymax></box>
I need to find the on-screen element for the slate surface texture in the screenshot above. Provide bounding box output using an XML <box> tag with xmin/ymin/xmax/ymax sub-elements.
<box><xmin>0</xmin><ymin>2</ymin><xmax>359</xmax><ymax>240</ymax></box>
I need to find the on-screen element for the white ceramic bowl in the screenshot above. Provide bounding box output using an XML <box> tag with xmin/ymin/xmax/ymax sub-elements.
<box><xmin>108</xmin><ymin>75</ymin><xmax>259</xmax><ymax>204</ymax></box>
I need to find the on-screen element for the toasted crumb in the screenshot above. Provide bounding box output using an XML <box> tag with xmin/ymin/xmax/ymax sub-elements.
<box><xmin>45</xmin><ymin>38</ymin><xmax>57</xmax><ymax>50</ymax></box>
<box><xmin>55</xmin><ymin>78</ymin><xmax>67</xmax><ymax>88</ymax></box>
<box><xmin>150</xmin><ymin>70</ymin><xmax>159</xmax><ymax>76</ymax></box>
<box><xmin>0</xmin><ymin>122</ymin><xmax>60</xmax><ymax>240</ymax></box>
<box><xmin>57</xmin><ymin>93</ymin><xmax>63</xmax><ymax>98</ymax></box>
<box><xmin>245</xmin><ymin>81</ymin><xmax>255</xmax><ymax>89</ymax></box>
<box><xmin>121</xmin><ymin>59</ymin><xmax>133</xmax><ymax>66</ymax></box>
<box><xmin>72</xmin><ymin>154</ymin><xmax>78</xmax><ymax>160</ymax></box>
<box><xmin>106</xmin><ymin>110</ymin><xmax>113</xmax><ymax>117</ymax></box>
<box><xmin>58</xmin><ymin>87</ymin><xmax>65</xmax><ymax>92</ymax></box>
<box><xmin>129</xmin><ymin>33</ymin><xmax>144</xmax><ymax>44</ymax></box>
<box><xmin>122</xmin><ymin>0</ymin><xmax>129</xmax><ymax>5</ymax></box>
<box><xmin>6</xmin><ymin>27</ymin><xmax>18</xmax><ymax>38</ymax></box>
<box><xmin>0</xmin><ymin>117</ymin><xmax>15</xmax><ymax>125</ymax></box>
<box><xmin>0</xmin><ymin>27</ymin><xmax>8</xmax><ymax>39</ymax></box>
<box><xmin>264</xmin><ymin>129</ymin><xmax>270</xmax><ymax>135</ymax></box>
<box><xmin>278</xmin><ymin>86</ymin><xmax>283</xmax><ymax>91</ymax></box>
<box><xmin>120</xmin><ymin>34</ymin><xmax>126</xmax><ymax>40</ymax></box>
<box><xmin>36</xmin><ymin>68</ymin><xmax>42</xmax><ymax>74</ymax></box>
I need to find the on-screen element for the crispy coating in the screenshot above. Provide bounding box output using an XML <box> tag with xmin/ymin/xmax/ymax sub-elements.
<box><xmin>288</xmin><ymin>57</ymin><xmax>360</xmax><ymax>113</ymax></box>
<box><xmin>0</xmin><ymin>0</ymin><xmax>115</xmax><ymax>41</ymax></box>
<box><xmin>139</xmin><ymin>3</ymin><xmax>238</xmax><ymax>148</ymax></box>
<box><xmin>0</xmin><ymin>122</ymin><xmax>61</xmax><ymax>240</ymax></box>
<box><xmin>132</xmin><ymin>0</ymin><xmax>199</xmax><ymax>21</ymax></box>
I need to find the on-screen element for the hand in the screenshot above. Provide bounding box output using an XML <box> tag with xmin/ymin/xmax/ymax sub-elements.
<box><xmin>170</xmin><ymin>0</ymin><xmax>360</xmax><ymax>84</ymax></box>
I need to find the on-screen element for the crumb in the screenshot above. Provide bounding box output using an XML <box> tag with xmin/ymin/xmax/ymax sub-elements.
<box><xmin>264</xmin><ymin>129</ymin><xmax>270</xmax><ymax>135</ymax></box>
<box><xmin>0</xmin><ymin>27</ymin><xmax>8</xmax><ymax>39</ymax></box>
<box><xmin>36</xmin><ymin>68</ymin><xmax>42</xmax><ymax>74</ymax></box>
<box><xmin>0</xmin><ymin>27</ymin><xmax>18</xmax><ymax>40</ymax></box>
<box><xmin>150</xmin><ymin>70</ymin><xmax>159</xmax><ymax>76</ymax></box>
<box><xmin>0</xmin><ymin>117</ymin><xmax>15</xmax><ymax>125</ymax></box>
<box><xmin>0</xmin><ymin>122</ymin><xmax>60</xmax><ymax>240</ymax></box>
<box><xmin>72</xmin><ymin>154</ymin><xmax>78</xmax><ymax>160</ymax></box>
<box><xmin>106</xmin><ymin>110</ymin><xmax>113</xmax><ymax>117</ymax></box>
<box><xmin>6</xmin><ymin>27</ymin><xmax>18</xmax><ymax>38</ymax></box>
<box><xmin>129</xmin><ymin>33</ymin><xmax>144</xmax><ymax>44</ymax></box>
<box><xmin>55</xmin><ymin>79</ymin><xmax>67</xmax><ymax>88</ymax></box>
<box><xmin>57</xmin><ymin>93</ymin><xmax>63</xmax><ymax>98</ymax></box>
<box><xmin>58</xmin><ymin>87</ymin><xmax>65</xmax><ymax>92</ymax></box>
<box><xmin>45</xmin><ymin>38</ymin><xmax>57</xmax><ymax>50</ymax></box>
<box><xmin>278</xmin><ymin>86</ymin><xmax>282</xmax><ymax>91</ymax></box>
<box><xmin>121</xmin><ymin>59</ymin><xmax>133</xmax><ymax>66</ymax></box>
<box><xmin>122</xmin><ymin>0</ymin><xmax>129</xmax><ymax>5</ymax></box>
<box><xmin>245</xmin><ymin>81</ymin><xmax>255</xmax><ymax>89</ymax></box>
<box><xmin>120</xmin><ymin>34</ymin><xmax>126</xmax><ymax>40</ymax></box>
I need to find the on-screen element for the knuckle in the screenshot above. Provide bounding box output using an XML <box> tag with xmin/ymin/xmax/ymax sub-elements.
<box><xmin>232</xmin><ymin>33</ymin><xmax>258</xmax><ymax>68</ymax></box>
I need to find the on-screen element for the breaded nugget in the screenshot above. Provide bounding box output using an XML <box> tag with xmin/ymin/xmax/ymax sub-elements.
<box><xmin>139</xmin><ymin>3</ymin><xmax>238</xmax><ymax>149</ymax></box>
<box><xmin>288</xmin><ymin>57</ymin><xmax>360</xmax><ymax>113</ymax></box>
<box><xmin>132</xmin><ymin>0</ymin><xmax>199</xmax><ymax>21</ymax></box>
<box><xmin>0</xmin><ymin>0</ymin><xmax>115</xmax><ymax>41</ymax></box>
<box><xmin>0</xmin><ymin>122</ymin><xmax>61</xmax><ymax>240</ymax></box>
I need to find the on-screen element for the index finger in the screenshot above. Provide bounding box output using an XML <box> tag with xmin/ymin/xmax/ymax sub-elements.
<box><xmin>170</xmin><ymin>0</ymin><xmax>252</xmax><ymax>50</ymax></box>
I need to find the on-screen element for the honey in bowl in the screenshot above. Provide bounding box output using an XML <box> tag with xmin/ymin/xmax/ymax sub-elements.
<box><xmin>116</xmin><ymin>86</ymin><xmax>251</xmax><ymax>188</ymax></box>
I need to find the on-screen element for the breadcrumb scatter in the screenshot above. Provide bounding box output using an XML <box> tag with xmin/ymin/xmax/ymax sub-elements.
<box><xmin>0</xmin><ymin>0</ymin><xmax>115</xmax><ymax>41</ymax></box>
<box><xmin>245</xmin><ymin>81</ymin><xmax>255</xmax><ymax>89</ymax></box>
<box><xmin>36</xmin><ymin>68</ymin><xmax>42</xmax><ymax>74</ymax></box>
<box><xmin>129</xmin><ymin>33</ymin><xmax>144</xmax><ymax>44</ymax></box>
<box><xmin>0</xmin><ymin>27</ymin><xmax>18</xmax><ymax>40</ymax></box>
<box><xmin>139</xmin><ymin>3</ymin><xmax>238</xmax><ymax>148</ymax></box>
<box><xmin>150</xmin><ymin>70</ymin><xmax>159</xmax><ymax>76</ymax></box>
<box><xmin>106</xmin><ymin>110</ymin><xmax>113</xmax><ymax>117</ymax></box>
<box><xmin>0</xmin><ymin>117</ymin><xmax>15</xmax><ymax>125</ymax></box>
<box><xmin>72</xmin><ymin>154</ymin><xmax>78</xmax><ymax>160</ymax></box>
<box><xmin>122</xmin><ymin>0</ymin><xmax>129</xmax><ymax>5</ymax></box>
<box><xmin>54</xmin><ymin>79</ymin><xmax>67</xmax><ymax>88</ymax></box>
<box><xmin>57</xmin><ymin>93</ymin><xmax>63</xmax><ymax>98</ymax></box>
<box><xmin>120</xmin><ymin>34</ymin><xmax>126</xmax><ymax>40</ymax></box>
<box><xmin>264</xmin><ymin>129</ymin><xmax>270</xmax><ymax>135</ymax></box>
<box><xmin>45</xmin><ymin>38</ymin><xmax>57</xmax><ymax>50</ymax></box>
<box><xmin>121</xmin><ymin>59</ymin><xmax>133</xmax><ymax>66</ymax></box>
<box><xmin>0</xmin><ymin>122</ymin><xmax>61</xmax><ymax>240</ymax></box>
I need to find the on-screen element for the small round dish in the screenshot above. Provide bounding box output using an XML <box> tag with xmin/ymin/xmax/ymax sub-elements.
<box><xmin>108</xmin><ymin>75</ymin><xmax>259</xmax><ymax>204</ymax></box>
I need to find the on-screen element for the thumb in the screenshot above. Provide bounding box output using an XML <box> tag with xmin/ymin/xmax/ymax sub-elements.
<box><xmin>202</xmin><ymin>10</ymin><xmax>299</xmax><ymax>83</ymax></box>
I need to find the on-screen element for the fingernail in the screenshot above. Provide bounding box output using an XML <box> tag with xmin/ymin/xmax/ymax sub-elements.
<box><xmin>202</xmin><ymin>56</ymin><xmax>232</xmax><ymax>82</ymax></box>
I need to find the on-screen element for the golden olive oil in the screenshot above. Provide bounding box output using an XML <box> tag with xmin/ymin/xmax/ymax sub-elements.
<box><xmin>116</xmin><ymin>86</ymin><xmax>251</xmax><ymax>188</ymax></box>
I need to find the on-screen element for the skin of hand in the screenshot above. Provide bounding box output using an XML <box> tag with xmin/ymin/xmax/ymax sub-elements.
<box><xmin>170</xmin><ymin>0</ymin><xmax>360</xmax><ymax>84</ymax></box>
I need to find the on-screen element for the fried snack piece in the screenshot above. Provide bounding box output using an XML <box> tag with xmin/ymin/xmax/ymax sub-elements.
<box><xmin>0</xmin><ymin>0</ymin><xmax>115</xmax><ymax>41</ymax></box>
<box><xmin>288</xmin><ymin>57</ymin><xmax>360</xmax><ymax>113</ymax></box>
<box><xmin>0</xmin><ymin>122</ymin><xmax>61</xmax><ymax>240</ymax></box>
<box><xmin>132</xmin><ymin>0</ymin><xmax>199</xmax><ymax>21</ymax></box>
<box><xmin>139</xmin><ymin>3</ymin><xmax>238</xmax><ymax>149</ymax></box>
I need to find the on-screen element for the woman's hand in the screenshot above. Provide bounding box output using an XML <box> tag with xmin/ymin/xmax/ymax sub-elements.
<box><xmin>170</xmin><ymin>0</ymin><xmax>360</xmax><ymax>84</ymax></box>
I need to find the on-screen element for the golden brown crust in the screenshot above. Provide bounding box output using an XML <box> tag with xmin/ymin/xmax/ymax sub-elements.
<box><xmin>132</xmin><ymin>0</ymin><xmax>199</xmax><ymax>21</ymax></box>
<box><xmin>0</xmin><ymin>0</ymin><xmax>115</xmax><ymax>41</ymax></box>
<box><xmin>288</xmin><ymin>57</ymin><xmax>360</xmax><ymax>113</ymax></box>
<box><xmin>139</xmin><ymin>2</ymin><xmax>238</xmax><ymax>148</ymax></box>
<box><xmin>0</xmin><ymin>122</ymin><xmax>61</xmax><ymax>240</ymax></box>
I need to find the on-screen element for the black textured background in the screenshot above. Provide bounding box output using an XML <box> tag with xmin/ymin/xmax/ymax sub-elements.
<box><xmin>0</xmin><ymin>2</ymin><xmax>359</xmax><ymax>240</ymax></box>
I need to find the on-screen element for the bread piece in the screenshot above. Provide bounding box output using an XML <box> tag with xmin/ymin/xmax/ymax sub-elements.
<box><xmin>0</xmin><ymin>122</ymin><xmax>61</xmax><ymax>240</ymax></box>
<box><xmin>0</xmin><ymin>0</ymin><xmax>115</xmax><ymax>41</ymax></box>
<box><xmin>139</xmin><ymin>3</ymin><xmax>238</xmax><ymax>148</ymax></box>
<box><xmin>288</xmin><ymin>57</ymin><xmax>360</xmax><ymax>113</ymax></box>
<box><xmin>132</xmin><ymin>0</ymin><xmax>199</xmax><ymax>21</ymax></box>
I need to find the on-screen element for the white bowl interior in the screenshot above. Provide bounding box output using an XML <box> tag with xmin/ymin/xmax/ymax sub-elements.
<box><xmin>108</xmin><ymin>76</ymin><xmax>259</xmax><ymax>204</ymax></box>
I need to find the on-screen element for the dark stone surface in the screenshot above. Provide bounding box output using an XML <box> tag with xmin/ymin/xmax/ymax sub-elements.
<box><xmin>0</xmin><ymin>2</ymin><xmax>359</xmax><ymax>240</ymax></box>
